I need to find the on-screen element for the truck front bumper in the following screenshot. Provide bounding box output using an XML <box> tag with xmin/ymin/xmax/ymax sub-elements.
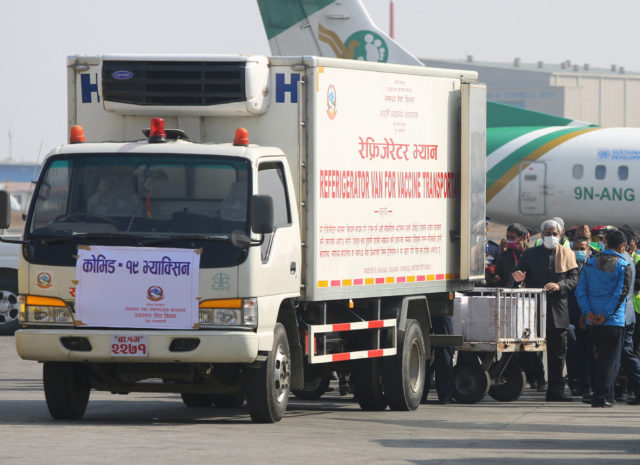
<box><xmin>15</xmin><ymin>329</ymin><xmax>259</xmax><ymax>363</ymax></box>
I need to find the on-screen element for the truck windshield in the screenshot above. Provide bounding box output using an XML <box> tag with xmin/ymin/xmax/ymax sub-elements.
<box><xmin>23</xmin><ymin>154</ymin><xmax>251</xmax><ymax>268</ymax></box>
<box><xmin>25</xmin><ymin>154</ymin><xmax>251</xmax><ymax>267</ymax></box>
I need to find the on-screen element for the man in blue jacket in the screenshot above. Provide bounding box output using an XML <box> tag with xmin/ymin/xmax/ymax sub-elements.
<box><xmin>576</xmin><ymin>229</ymin><xmax>632</xmax><ymax>408</ymax></box>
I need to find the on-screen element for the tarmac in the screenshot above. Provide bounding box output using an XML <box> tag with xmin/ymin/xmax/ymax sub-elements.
<box><xmin>1</xmin><ymin>335</ymin><xmax>639</xmax><ymax>465</ymax></box>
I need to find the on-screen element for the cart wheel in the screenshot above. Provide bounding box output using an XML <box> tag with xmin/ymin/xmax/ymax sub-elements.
<box><xmin>452</xmin><ymin>363</ymin><xmax>490</xmax><ymax>404</ymax></box>
<box><xmin>488</xmin><ymin>360</ymin><xmax>526</xmax><ymax>402</ymax></box>
<box><xmin>292</xmin><ymin>375</ymin><xmax>331</xmax><ymax>400</ymax></box>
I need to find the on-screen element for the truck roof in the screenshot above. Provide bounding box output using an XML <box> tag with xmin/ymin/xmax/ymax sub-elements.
<box><xmin>44</xmin><ymin>140</ymin><xmax>285</xmax><ymax>164</ymax></box>
<box><xmin>72</xmin><ymin>54</ymin><xmax>479</xmax><ymax>82</ymax></box>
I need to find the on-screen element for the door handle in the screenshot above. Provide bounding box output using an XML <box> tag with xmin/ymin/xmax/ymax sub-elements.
<box><xmin>290</xmin><ymin>262</ymin><xmax>297</xmax><ymax>274</ymax></box>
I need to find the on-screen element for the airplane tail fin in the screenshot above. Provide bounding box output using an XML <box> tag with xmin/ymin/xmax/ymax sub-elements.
<box><xmin>487</xmin><ymin>101</ymin><xmax>595</xmax><ymax>128</ymax></box>
<box><xmin>256</xmin><ymin>0</ymin><xmax>423</xmax><ymax>66</ymax></box>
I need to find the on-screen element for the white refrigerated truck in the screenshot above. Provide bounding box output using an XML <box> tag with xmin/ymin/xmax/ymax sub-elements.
<box><xmin>0</xmin><ymin>54</ymin><xmax>486</xmax><ymax>422</ymax></box>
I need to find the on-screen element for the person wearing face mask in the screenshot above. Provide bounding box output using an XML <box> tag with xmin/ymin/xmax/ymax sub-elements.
<box><xmin>574</xmin><ymin>224</ymin><xmax>600</xmax><ymax>254</ymax></box>
<box><xmin>612</xmin><ymin>228</ymin><xmax>640</xmax><ymax>405</ymax></box>
<box><xmin>493</xmin><ymin>223</ymin><xmax>528</xmax><ymax>288</ymax></box>
<box><xmin>576</xmin><ymin>229</ymin><xmax>632</xmax><ymax>407</ymax></box>
<box><xmin>567</xmin><ymin>236</ymin><xmax>593</xmax><ymax>398</ymax></box>
<box><xmin>495</xmin><ymin>223</ymin><xmax>546</xmax><ymax>389</ymax></box>
<box><xmin>631</xmin><ymin>232</ymin><xmax>640</xmax><ymax>366</ymax></box>
<box><xmin>534</xmin><ymin>216</ymin><xmax>571</xmax><ymax>248</ymax></box>
<box><xmin>512</xmin><ymin>219</ymin><xmax>579</xmax><ymax>401</ymax></box>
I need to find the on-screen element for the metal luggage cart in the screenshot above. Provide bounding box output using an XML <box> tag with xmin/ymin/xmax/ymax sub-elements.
<box><xmin>451</xmin><ymin>287</ymin><xmax>547</xmax><ymax>403</ymax></box>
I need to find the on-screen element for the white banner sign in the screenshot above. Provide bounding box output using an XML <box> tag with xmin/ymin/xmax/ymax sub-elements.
<box><xmin>76</xmin><ymin>246</ymin><xmax>200</xmax><ymax>329</ymax></box>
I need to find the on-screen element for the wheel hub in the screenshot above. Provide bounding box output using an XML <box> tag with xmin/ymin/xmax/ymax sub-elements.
<box><xmin>273</xmin><ymin>345</ymin><xmax>290</xmax><ymax>404</ymax></box>
<box><xmin>408</xmin><ymin>340</ymin><xmax>421</xmax><ymax>393</ymax></box>
<box><xmin>0</xmin><ymin>290</ymin><xmax>19</xmax><ymax>323</ymax></box>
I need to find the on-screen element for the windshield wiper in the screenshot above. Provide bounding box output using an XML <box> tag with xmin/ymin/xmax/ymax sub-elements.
<box><xmin>38</xmin><ymin>232</ymin><xmax>150</xmax><ymax>246</ymax></box>
<box><xmin>139</xmin><ymin>234</ymin><xmax>232</xmax><ymax>246</ymax></box>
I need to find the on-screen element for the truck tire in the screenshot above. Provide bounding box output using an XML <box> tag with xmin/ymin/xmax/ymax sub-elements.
<box><xmin>246</xmin><ymin>323</ymin><xmax>290</xmax><ymax>423</ymax></box>
<box><xmin>180</xmin><ymin>393</ymin><xmax>215</xmax><ymax>407</ymax></box>
<box><xmin>43</xmin><ymin>362</ymin><xmax>91</xmax><ymax>420</ymax></box>
<box><xmin>488</xmin><ymin>360</ymin><xmax>526</xmax><ymax>402</ymax></box>
<box><xmin>292</xmin><ymin>375</ymin><xmax>331</xmax><ymax>400</ymax></box>
<box><xmin>0</xmin><ymin>275</ymin><xmax>19</xmax><ymax>336</ymax></box>
<box><xmin>452</xmin><ymin>363</ymin><xmax>490</xmax><ymax>404</ymax></box>
<box><xmin>211</xmin><ymin>390</ymin><xmax>246</xmax><ymax>408</ymax></box>
<box><xmin>351</xmin><ymin>358</ymin><xmax>387</xmax><ymax>411</ymax></box>
<box><xmin>383</xmin><ymin>319</ymin><xmax>426</xmax><ymax>411</ymax></box>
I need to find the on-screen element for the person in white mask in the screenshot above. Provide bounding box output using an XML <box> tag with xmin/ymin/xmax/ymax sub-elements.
<box><xmin>512</xmin><ymin>219</ymin><xmax>580</xmax><ymax>401</ymax></box>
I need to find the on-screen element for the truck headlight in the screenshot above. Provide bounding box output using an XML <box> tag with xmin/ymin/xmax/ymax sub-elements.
<box><xmin>199</xmin><ymin>298</ymin><xmax>258</xmax><ymax>329</ymax></box>
<box><xmin>19</xmin><ymin>296</ymin><xmax>74</xmax><ymax>325</ymax></box>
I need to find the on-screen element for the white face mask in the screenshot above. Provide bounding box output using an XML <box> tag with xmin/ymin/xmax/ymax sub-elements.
<box><xmin>543</xmin><ymin>235</ymin><xmax>560</xmax><ymax>249</ymax></box>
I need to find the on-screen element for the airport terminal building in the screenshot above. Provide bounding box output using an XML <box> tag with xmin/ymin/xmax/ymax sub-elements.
<box><xmin>422</xmin><ymin>57</ymin><xmax>640</xmax><ymax>127</ymax></box>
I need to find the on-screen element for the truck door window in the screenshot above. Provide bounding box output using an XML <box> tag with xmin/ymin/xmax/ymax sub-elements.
<box><xmin>258</xmin><ymin>162</ymin><xmax>291</xmax><ymax>261</ymax></box>
<box><xmin>31</xmin><ymin>160</ymin><xmax>70</xmax><ymax>227</ymax></box>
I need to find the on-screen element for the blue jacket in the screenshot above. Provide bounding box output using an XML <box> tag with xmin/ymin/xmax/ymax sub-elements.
<box><xmin>575</xmin><ymin>249</ymin><xmax>631</xmax><ymax>327</ymax></box>
<box><xmin>622</xmin><ymin>251</ymin><xmax>637</xmax><ymax>325</ymax></box>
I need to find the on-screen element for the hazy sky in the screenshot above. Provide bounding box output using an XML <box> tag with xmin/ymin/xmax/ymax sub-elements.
<box><xmin>2</xmin><ymin>0</ymin><xmax>640</xmax><ymax>162</ymax></box>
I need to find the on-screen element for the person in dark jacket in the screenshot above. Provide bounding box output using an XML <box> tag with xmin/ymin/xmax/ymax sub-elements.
<box><xmin>494</xmin><ymin>223</ymin><xmax>528</xmax><ymax>288</ymax></box>
<box><xmin>494</xmin><ymin>223</ymin><xmax>545</xmax><ymax>388</ymax></box>
<box><xmin>615</xmin><ymin>227</ymin><xmax>640</xmax><ymax>405</ymax></box>
<box><xmin>512</xmin><ymin>218</ymin><xmax>579</xmax><ymax>401</ymax></box>
<box><xmin>567</xmin><ymin>236</ymin><xmax>592</xmax><ymax>397</ymax></box>
<box><xmin>576</xmin><ymin>229</ymin><xmax>631</xmax><ymax>407</ymax></box>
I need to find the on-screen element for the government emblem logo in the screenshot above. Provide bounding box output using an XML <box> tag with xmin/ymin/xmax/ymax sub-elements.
<box><xmin>147</xmin><ymin>285</ymin><xmax>164</xmax><ymax>301</ymax></box>
<box><xmin>36</xmin><ymin>272</ymin><xmax>52</xmax><ymax>289</ymax></box>
<box><xmin>327</xmin><ymin>84</ymin><xmax>337</xmax><ymax>120</ymax></box>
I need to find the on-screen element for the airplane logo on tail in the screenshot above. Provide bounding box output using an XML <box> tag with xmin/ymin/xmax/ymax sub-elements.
<box><xmin>318</xmin><ymin>24</ymin><xmax>388</xmax><ymax>62</ymax></box>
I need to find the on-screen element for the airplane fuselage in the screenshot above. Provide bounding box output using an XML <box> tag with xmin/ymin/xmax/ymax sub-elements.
<box><xmin>487</xmin><ymin>126</ymin><xmax>640</xmax><ymax>230</ymax></box>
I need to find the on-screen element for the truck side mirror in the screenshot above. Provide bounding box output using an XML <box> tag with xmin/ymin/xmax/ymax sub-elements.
<box><xmin>0</xmin><ymin>190</ymin><xmax>11</xmax><ymax>230</ymax></box>
<box><xmin>250</xmin><ymin>195</ymin><xmax>274</xmax><ymax>235</ymax></box>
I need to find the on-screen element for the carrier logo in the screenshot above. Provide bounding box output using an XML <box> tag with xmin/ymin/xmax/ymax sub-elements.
<box><xmin>112</xmin><ymin>70</ymin><xmax>134</xmax><ymax>80</ymax></box>
<box><xmin>327</xmin><ymin>84</ymin><xmax>337</xmax><ymax>120</ymax></box>
<box><xmin>36</xmin><ymin>272</ymin><xmax>53</xmax><ymax>289</ymax></box>
<box><xmin>147</xmin><ymin>285</ymin><xmax>164</xmax><ymax>301</ymax></box>
<box><xmin>318</xmin><ymin>25</ymin><xmax>388</xmax><ymax>63</ymax></box>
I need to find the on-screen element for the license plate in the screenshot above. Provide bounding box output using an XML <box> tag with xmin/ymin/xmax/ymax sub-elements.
<box><xmin>110</xmin><ymin>334</ymin><xmax>148</xmax><ymax>357</ymax></box>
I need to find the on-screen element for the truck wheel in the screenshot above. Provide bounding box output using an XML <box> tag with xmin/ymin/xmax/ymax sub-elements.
<box><xmin>43</xmin><ymin>362</ymin><xmax>91</xmax><ymax>419</ymax></box>
<box><xmin>211</xmin><ymin>390</ymin><xmax>246</xmax><ymax>408</ymax></box>
<box><xmin>0</xmin><ymin>275</ymin><xmax>19</xmax><ymax>336</ymax></box>
<box><xmin>351</xmin><ymin>358</ymin><xmax>387</xmax><ymax>411</ymax></box>
<box><xmin>452</xmin><ymin>363</ymin><xmax>490</xmax><ymax>404</ymax></box>
<box><xmin>180</xmin><ymin>393</ymin><xmax>215</xmax><ymax>407</ymax></box>
<box><xmin>488</xmin><ymin>360</ymin><xmax>526</xmax><ymax>402</ymax></box>
<box><xmin>383</xmin><ymin>319</ymin><xmax>426</xmax><ymax>410</ymax></box>
<box><xmin>246</xmin><ymin>323</ymin><xmax>290</xmax><ymax>423</ymax></box>
<box><xmin>292</xmin><ymin>375</ymin><xmax>331</xmax><ymax>400</ymax></box>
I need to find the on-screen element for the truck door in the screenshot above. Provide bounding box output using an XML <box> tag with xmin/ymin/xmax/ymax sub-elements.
<box><xmin>257</xmin><ymin>161</ymin><xmax>301</xmax><ymax>296</ymax></box>
<box><xmin>518</xmin><ymin>161</ymin><xmax>546</xmax><ymax>216</ymax></box>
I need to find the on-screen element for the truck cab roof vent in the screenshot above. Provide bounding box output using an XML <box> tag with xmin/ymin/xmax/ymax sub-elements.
<box><xmin>102</xmin><ymin>60</ymin><xmax>246</xmax><ymax>106</ymax></box>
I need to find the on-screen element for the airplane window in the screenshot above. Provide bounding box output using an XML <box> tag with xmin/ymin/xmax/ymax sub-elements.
<box><xmin>618</xmin><ymin>165</ymin><xmax>629</xmax><ymax>180</ymax></box>
<box><xmin>524</xmin><ymin>174</ymin><xmax>537</xmax><ymax>181</ymax></box>
<box><xmin>595</xmin><ymin>165</ymin><xmax>606</xmax><ymax>180</ymax></box>
<box><xmin>572</xmin><ymin>164</ymin><xmax>583</xmax><ymax>179</ymax></box>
